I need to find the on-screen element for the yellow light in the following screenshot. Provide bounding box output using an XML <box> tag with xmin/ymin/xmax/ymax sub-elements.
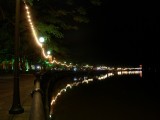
<box><xmin>24</xmin><ymin>1</ymin><xmax>79</xmax><ymax>68</ymax></box>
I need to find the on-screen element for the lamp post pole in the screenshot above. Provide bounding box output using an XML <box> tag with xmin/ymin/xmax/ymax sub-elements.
<box><xmin>9</xmin><ymin>0</ymin><xmax>24</xmax><ymax>114</ymax></box>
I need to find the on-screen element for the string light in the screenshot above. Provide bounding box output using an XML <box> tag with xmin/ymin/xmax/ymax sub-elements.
<box><xmin>24</xmin><ymin>2</ymin><xmax>42</xmax><ymax>48</ymax></box>
<box><xmin>23</xmin><ymin>1</ymin><xmax>143</xmax><ymax>119</ymax></box>
<box><xmin>50</xmin><ymin>73</ymin><xmax>112</xmax><ymax>107</ymax></box>
<box><xmin>49</xmin><ymin>70</ymin><xmax>141</xmax><ymax>115</ymax></box>
<box><xmin>23</xmin><ymin>1</ymin><xmax>76</xmax><ymax>68</ymax></box>
<box><xmin>23</xmin><ymin>1</ymin><xmax>143</xmax><ymax>70</ymax></box>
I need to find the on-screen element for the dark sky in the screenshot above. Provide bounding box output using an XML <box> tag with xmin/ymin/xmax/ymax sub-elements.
<box><xmin>65</xmin><ymin>0</ymin><xmax>160</xmax><ymax>66</ymax></box>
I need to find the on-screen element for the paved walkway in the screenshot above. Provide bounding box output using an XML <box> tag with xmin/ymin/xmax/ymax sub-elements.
<box><xmin>0</xmin><ymin>74</ymin><xmax>36</xmax><ymax>120</ymax></box>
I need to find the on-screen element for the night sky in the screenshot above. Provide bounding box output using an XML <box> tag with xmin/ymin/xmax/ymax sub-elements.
<box><xmin>64</xmin><ymin>0</ymin><xmax>160</xmax><ymax>66</ymax></box>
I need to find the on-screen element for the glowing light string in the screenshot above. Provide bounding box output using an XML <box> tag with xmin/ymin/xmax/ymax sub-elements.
<box><xmin>24</xmin><ymin>2</ymin><xmax>42</xmax><ymax>48</ymax></box>
<box><xmin>23</xmin><ymin>1</ymin><xmax>143</xmax><ymax>69</ymax></box>
<box><xmin>49</xmin><ymin>72</ymin><xmax>114</xmax><ymax>115</ymax></box>
<box><xmin>23</xmin><ymin>1</ymin><xmax>75</xmax><ymax>67</ymax></box>
<box><xmin>49</xmin><ymin>70</ymin><xmax>142</xmax><ymax>115</ymax></box>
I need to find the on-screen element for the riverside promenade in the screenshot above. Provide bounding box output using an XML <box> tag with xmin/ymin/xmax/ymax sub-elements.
<box><xmin>0</xmin><ymin>73</ymin><xmax>36</xmax><ymax>120</ymax></box>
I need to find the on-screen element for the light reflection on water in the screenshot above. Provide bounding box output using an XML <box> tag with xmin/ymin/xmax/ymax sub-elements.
<box><xmin>49</xmin><ymin>70</ymin><xmax>142</xmax><ymax>118</ymax></box>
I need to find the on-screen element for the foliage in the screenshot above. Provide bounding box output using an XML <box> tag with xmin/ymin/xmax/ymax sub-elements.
<box><xmin>0</xmin><ymin>0</ymin><xmax>102</xmax><ymax>67</ymax></box>
<box><xmin>25</xmin><ymin>0</ymin><xmax>101</xmax><ymax>61</ymax></box>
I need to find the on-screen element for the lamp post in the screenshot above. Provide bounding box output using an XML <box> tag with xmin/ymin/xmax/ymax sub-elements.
<box><xmin>9</xmin><ymin>0</ymin><xmax>24</xmax><ymax>114</ymax></box>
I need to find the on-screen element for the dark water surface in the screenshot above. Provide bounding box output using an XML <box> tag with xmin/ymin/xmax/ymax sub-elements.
<box><xmin>50</xmin><ymin>74</ymin><xmax>160</xmax><ymax>120</ymax></box>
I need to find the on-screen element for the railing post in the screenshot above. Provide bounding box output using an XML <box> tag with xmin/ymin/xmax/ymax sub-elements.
<box><xmin>29</xmin><ymin>72</ymin><xmax>46</xmax><ymax>120</ymax></box>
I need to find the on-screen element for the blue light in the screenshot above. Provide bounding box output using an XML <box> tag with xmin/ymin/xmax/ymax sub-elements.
<box><xmin>73</xmin><ymin>67</ymin><xmax>77</xmax><ymax>71</ymax></box>
<box><xmin>73</xmin><ymin>77</ymin><xmax>77</xmax><ymax>81</ymax></box>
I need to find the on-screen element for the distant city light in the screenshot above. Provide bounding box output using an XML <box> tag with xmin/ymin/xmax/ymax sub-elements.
<box><xmin>37</xmin><ymin>66</ymin><xmax>41</xmax><ymax>69</ymax></box>
<box><xmin>73</xmin><ymin>77</ymin><xmax>78</xmax><ymax>81</ymax></box>
<box><xmin>73</xmin><ymin>67</ymin><xmax>77</xmax><ymax>71</ymax></box>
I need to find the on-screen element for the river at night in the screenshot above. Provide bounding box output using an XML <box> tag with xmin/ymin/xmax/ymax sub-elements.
<box><xmin>48</xmin><ymin>71</ymin><xmax>160</xmax><ymax>120</ymax></box>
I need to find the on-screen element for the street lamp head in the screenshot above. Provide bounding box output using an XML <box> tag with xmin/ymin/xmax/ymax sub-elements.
<box><xmin>39</xmin><ymin>37</ymin><xmax>45</xmax><ymax>43</ymax></box>
<box><xmin>47</xmin><ymin>50</ymin><xmax>51</xmax><ymax>55</ymax></box>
